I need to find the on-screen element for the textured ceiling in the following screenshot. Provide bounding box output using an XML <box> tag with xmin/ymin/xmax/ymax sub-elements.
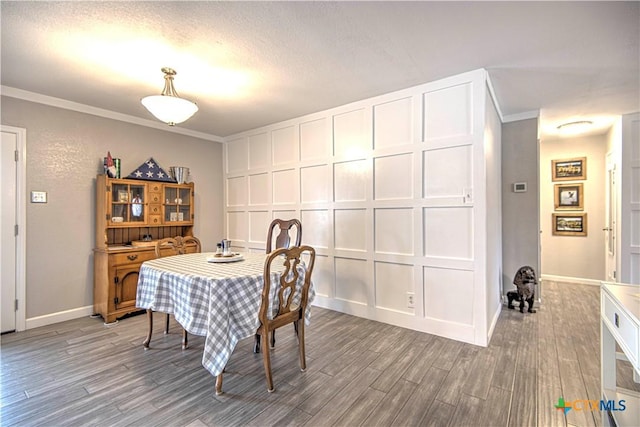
<box><xmin>1</xmin><ymin>1</ymin><xmax>638</xmax><ymax>140</ymax></box>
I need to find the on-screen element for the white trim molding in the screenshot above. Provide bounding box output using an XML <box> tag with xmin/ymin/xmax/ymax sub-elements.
<box><xmin>541</xmin><ymin>274</ymin><xmax>602</xmax><ymax>286</ymax></box>
<box><xmin>26</xmin><ymin>305</ymin><xmax>95</xmax><ymax>330</ymax></box>
<box><xmin>1</xmin><ymin>86</ymin><xmax>224</xmax><ymax>143</ymax></box>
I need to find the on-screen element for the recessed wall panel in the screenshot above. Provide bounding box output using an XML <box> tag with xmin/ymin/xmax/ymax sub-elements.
<box><xmin>226</xmin><ymin>176</ymin><xmax>246</xmax><ymax>207</ymax></box>
<box><xmin>249</xmin><ymin>211</ymin><xmax>269</xmax><ymax>243</ymax></box>
<box><xmin>248</xmin><ymin>133</ymin><xmax>269</xmax><ymax>170</ymax></box>
<box><xmin>632</xmin><ymin>168</ymin><xmax>640</xmax><ymax>203</ymax></box>
<box><xmin>300</xmin><ymin>118</ymin><xmax>329</xmax><ymax>160</ymax></box>
<box><xmin>423</xmin><ymin>146</ymin><xmax>472</xmax><ymax>198</ymax></box>
<box><xmin>301</xmin><ymin>165</ymin><xmax>329</xmax><ymax>203</ymax></box>
<box><xmin>227</xmin><ymin>211</ymin><xmax>246</xmax><ymax>241</ymax></box>
<box><xmin>334</xmin><ymin>109</ymin><xmax>369</xmax><ymax>158</ymax></box>
<box><xmin>424</xmin><ymin>207</ymin><xmax>473</xmax><ymax>259</ymax></box>
<box><xmin>272</xmin><ymin>125</ymin><xmax>298</xmax><ymax>165</ymax></box>
<box><xmin>310</xmin><ymin>254</ymin><xmax>332</xmax><ymax>297</ymax></box>
<box><xmin>374</xmin><ymin>153</ymin><xmax>413</xmax><ymax>200</ymax></box>
<box><xmin>424</xmin><ymin>83</ymin><xmax>472</xmax><ymax>140</ymax></box>
<box><xmin>248</xmin><ymin>173</ymin><xmax>268</xmax><ymax>205</ymax></box>
<box><xmin>374</xmin><ymin>97</ymin><xmax>412</xmax><ymax>149</ymax></box>
<box><xmin>424</xmin><ymin>267</ymin><xmax>473</xmax><ymax>325</ymax></box>
<box><xmin>375</xmin><ymin>208</ymin><xmax>413</xmax><ymax>255</ymax></box>
<box><xmin>301</xmin><ymin>209</ymin><xmax>330</xmax><ymax>248</ymax></box>
<box><xmin>375</xmin><ymin>262</ymin><xmax>414</xmax><ymax>312</ymax></box>
<box><xmin>272</xmin><ymin>169</ymin><xmax>297</xmax><ymax>205</ymax></box>
<box><xmin>632</xmin><ymin>211</ymin><xmax>639</xmax><ymax>246</ymax></box>
<box><xmin>335</xmin><ymin>257</ymin><xmax>368</xmax><ymax>304</ymax></box>
<box><xmin>226</xmin><ymin>138</ymin><xmax>248</xmax><ymax>173</ymax></box>
<box><xmin>334</xmin><ymin>209</ymin><xmax>366</xmax><ymax>251</ymax></box>
<box><xmin>334</xmin><ymin>160</ymin><xmax>367</xmax><ymax>202</ymax></box>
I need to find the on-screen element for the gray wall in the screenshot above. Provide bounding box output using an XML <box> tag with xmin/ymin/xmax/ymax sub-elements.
<box><xmin>1</xmin><ymin>96</ymin><xmax>224</xmax><ymax>319</ymax></box>
<box><xmin>501</xmin><ymin>118</ymin><xmax>539</xmax><ymax>294</ymax></box>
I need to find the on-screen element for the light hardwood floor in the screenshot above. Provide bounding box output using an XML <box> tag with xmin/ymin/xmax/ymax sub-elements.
<box><xmin>1</xmin><ymin>281</ymin><xmax>638</xmax><ymax>426</ymax></box>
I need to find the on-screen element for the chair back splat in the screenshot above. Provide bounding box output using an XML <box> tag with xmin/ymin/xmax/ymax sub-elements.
<box><xmin>266</xmin><ymin>219</ymin><xmax>302</xmax><ymax>253</ymax></box>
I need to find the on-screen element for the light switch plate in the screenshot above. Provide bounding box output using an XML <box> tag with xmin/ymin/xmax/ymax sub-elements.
<box><xmin>31</xmin><ymin>191</ymin><xmax>47</xmax><ymax>203</ymax></box>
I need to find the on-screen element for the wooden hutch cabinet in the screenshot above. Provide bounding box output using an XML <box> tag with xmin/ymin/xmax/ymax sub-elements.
<box><xmin>93</xmin><ymin>175</ymin><xmax>196</xmax><ymax>323</ymax></box>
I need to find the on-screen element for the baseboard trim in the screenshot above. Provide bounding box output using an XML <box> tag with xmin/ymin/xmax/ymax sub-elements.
<box><xmin>26</xmin><ymin>305</ymin><xmax>95</xmax><ymax>330</ymax></box>
<box><xmin>540</xmin><ymin>274</ymin><xmax>601</xmax><ymax>286</ymax></box>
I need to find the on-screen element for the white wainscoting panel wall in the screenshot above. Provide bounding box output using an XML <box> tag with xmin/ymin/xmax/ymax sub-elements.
<box><xmin>223</xmin><ymin>69</ymin><xmax>502</xmax><ymax>346</ymax></box>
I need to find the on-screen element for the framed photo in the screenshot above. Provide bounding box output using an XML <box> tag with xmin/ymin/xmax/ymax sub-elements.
<box><xmin>552</xmin><ymin>213</ymin><xmax>587</xmax><ymax>236</ymax></box>
<box><xmin>118</xmin><ymin>190</ymin><xmax>129</xmax><ymax>202</ymax></box>
<box><xmin>554</xmin><ymin>183</ymin><xmax>584</xmax><ymax>210</ymax></box>
<box><xmin>552</xmin><ymin>157</ymin><xmax>587</xmax><ymax>181</ymax></box>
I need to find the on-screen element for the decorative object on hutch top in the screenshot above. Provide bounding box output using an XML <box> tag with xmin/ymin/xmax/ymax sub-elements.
<box><xmin>93</xmin><ymin>172</ymin><xmax>195</xmax><ymax>324</ymax></box>
<box><xmin>126</xmin><ymin>157</ymin><xmax>176</xmax><ymax>182</ymax></box>
<box><xmin>551</xmin><ymin>156</ymin><xmax>587</xmax><ymax>181</ymax></box>
<box><xmin>141</xmin><ymin>67</ymin><xmax>198</xmax><ymax>126</ymax></box>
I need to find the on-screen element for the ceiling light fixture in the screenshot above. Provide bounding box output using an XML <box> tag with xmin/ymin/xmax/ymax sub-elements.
<box><xmin>556</xmin><ymin>120</ymin><xmax>593</xmax><ymax>133</ymax></box>
<box><xmin>141</xmin><ymin>67</ymin><xmax>198</xmax><ymax>126</ymax></box>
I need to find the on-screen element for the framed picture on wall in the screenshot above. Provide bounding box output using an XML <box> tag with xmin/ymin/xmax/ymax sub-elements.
<box><xmin>552</xmin><ymin>157</ymin><xmax>587</xmax><ymax>181</ymax></box>
<box><xmin>554</xmin><ymin>183</ymin><xmax>584</xmax><ymax>210</ymax></box>
<box><xmin>552</xmin><ymin>213</ymin><xmax>587</xmax><ymax>236</ymax></box>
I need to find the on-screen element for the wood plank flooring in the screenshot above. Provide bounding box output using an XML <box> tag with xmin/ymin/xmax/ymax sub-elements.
<box><xmin>1</xmin><ymin>280</ymin><xmax>638</xmax><ymax>426</ymax></box>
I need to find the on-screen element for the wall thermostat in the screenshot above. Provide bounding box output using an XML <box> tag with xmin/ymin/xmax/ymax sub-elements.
<box><xmin>513</xmin><ymin>182</ymin><xmax>527</xmax><ymax>193</ymax></box>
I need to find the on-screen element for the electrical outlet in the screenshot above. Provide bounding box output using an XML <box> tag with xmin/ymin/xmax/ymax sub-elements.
<box><xmin>406</xmin><ymin>292</ymin><xmax>415</xmax><ymax>309</ymax></box>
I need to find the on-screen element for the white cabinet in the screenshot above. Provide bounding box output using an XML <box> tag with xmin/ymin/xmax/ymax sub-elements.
<box><xmin>600</xmin><ymin>282</ymin><xmax>640</xmax><ymax>426</ymax></box>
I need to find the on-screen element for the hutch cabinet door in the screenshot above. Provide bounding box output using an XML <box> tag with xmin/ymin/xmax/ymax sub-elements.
<box><xmin>108</xmin><ymin>180</ymin><xmax>148</xmax><ymax>225</ymax></box>
<box><xmin>162</xmin><ymin>184</ymin><xmax>194</xmax><ymax>224</ymax></box>
<box><xmin>112</xmin><ymin>264</ymin><xmax>140</xmax><ymax>311</ymax></box>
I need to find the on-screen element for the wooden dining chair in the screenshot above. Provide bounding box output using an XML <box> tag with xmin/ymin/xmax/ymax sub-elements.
<box><xmin>143</xmin><ymin>235</ymin><xmax>201</xmax><ymax>350</ymax></box>
<box><xmin>253</xmin><ymin>218</ymin><xmax>302</xmax><ymax>353</ymax></box>
<box><xmin>216</xmin><ymin>245</ymin><xmax>316</xmax><ymax>394</ymax></box>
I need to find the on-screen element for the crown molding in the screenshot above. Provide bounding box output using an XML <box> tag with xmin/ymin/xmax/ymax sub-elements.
<box><xmin>1</xmin><ymin>86</ymin><xmax>223</xmax><ymax>143</ymax></box>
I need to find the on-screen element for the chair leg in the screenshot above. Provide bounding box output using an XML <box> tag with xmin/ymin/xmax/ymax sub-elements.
<box><xmin>182</xmin><ymin>329</ymin><xmax>188</xmax><ymax>350</ymax></box>
<box><xmin>253</xmin><ymin>333</ymin><xmax>261</xmax><ymax>353</ymax></box>
<box><xmin>164</xmin><ymin>313</ymin><xmax>170</xmax><ymax>334</ymax></box>
<box><xmin>143</xmin><ymin>309</ymin><xmax>153</xmax><ymax>348</ymax></box>
<box><xmin>270</xmin><ymin>330</ymin><xmax>276</xmax><ymax>348</ymax></box>
<box><xmin>261</xmin><ymin>329</ymin><xmax>275</xmax><ymax>392</ymax></box>
<box><xmin>298</xmin><ymin>319</ymin><xmax>306</xmax><ymax>371</ymax></box>
<box><xmin>215</xmin><ymin>373</ymin><xmax>223</xmax><ymax>396</ymax></box>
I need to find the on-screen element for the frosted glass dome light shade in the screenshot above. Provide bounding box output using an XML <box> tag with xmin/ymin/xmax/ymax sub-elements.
<box><xmin>141</xmin><ymin>67</ymin><xmax>198</xmax><ymax>126</ymax></box>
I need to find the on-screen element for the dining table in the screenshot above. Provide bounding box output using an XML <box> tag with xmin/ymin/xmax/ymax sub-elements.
<box><xmin>135</xmin><ymin>251</ymin><xmax>316</xmax><ymax>378</ymax></box>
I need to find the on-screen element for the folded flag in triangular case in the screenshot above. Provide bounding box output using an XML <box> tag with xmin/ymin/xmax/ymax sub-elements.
<box><xmin>126</xmin><ymin>157</ymin><xmax>176</xmax><ymax>182</ymax></box>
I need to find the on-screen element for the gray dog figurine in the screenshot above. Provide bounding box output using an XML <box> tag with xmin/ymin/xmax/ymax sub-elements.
<box><xmin>507</xmin><ymin>266</ymin><xmax>537</xmax><ymax>313</ymax></box>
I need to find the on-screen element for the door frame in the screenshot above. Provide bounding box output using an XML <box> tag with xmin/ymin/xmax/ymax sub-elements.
<box><xmin>1</xmin><ymin>125</ymin><xmax>26</xmax><ymax>331</ymax></box>
<box><xmin>605</xmin><ymin>151</ymin><xmax>617</xmax><ymax>282</ymax></box>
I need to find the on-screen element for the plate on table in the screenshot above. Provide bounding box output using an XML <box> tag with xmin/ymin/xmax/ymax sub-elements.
<box><xmin>206</xmin><ymin>253</ymin><xmax>244</xmax><ymax>263</ymax></box>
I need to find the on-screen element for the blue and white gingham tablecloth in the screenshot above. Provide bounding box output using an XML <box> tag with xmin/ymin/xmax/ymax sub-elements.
<box><xmin>136</xmin><ymin>252</ymin><xmax>315</xmax><ymax>377</ymax></box>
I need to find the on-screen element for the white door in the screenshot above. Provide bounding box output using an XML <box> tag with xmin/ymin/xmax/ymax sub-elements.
<box><xmin>605</xmin><ymin>152</ymin><xmax>617</xmax><ymax>282</ymax></box>
<box><xmin>1</xmin><ymin>130</ymin><xmax>17</xmax><ymax>332</ymax></box>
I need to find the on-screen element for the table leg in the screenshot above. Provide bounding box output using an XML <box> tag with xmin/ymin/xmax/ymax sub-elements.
<box><xmin>215</xmin><ymin>374</ymin><xmax>223</xmax><ymax>395</ymax></box>
<box><xmin>182</xmin><ymin>329</ymin><xmax>188</xmax><ymax>350</ymax></box>
<box><xmin>143</xmin><ymin>309</ymin><xmax>153</xmax><ymax>348</ymax></box>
